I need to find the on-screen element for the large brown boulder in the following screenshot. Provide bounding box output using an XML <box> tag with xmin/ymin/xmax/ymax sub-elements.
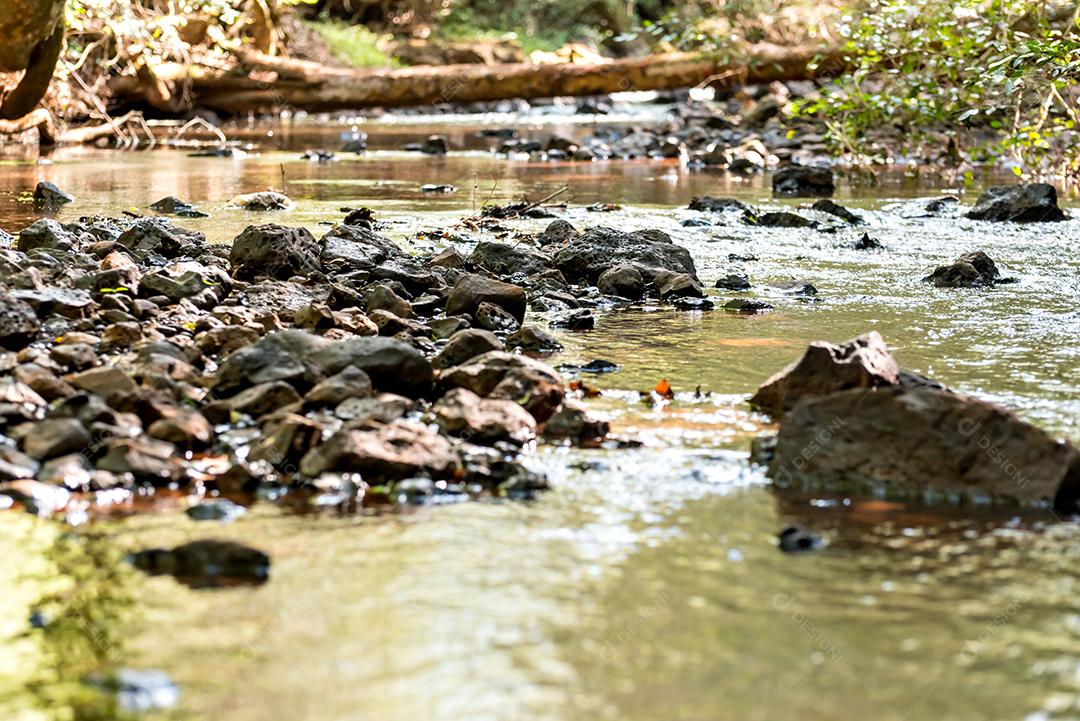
<box><xmin>552</xmin><ymin>226</ymin><xmax>697</xmax><ymax>284</ymax></box>
<box><xmin>445</xmin><ymin>274</ymin><xmax>527</xmax><ymax>322</ymax></box>
<box><xmin>749</xmin><ymin>331</ymin><xmax>900</xmax><ymax>418</ymax></box>
<box><xmin>432</xmin><ymin>387</ymin><xmax>536</xmax><ymax>446</ymax></box>
<box><xmin>299</xmin><ymin>420</ymin><xmax>457</xmax><ymax>481</ymax></box>
<box><xmin>439</xmin><ymin>351</ymin><xmax>564</xmax><ymax>422</ymax></box>
<box><xmin>769</xmin><ymin>386</ymin><xmax>1080</xmax><ymax>508</ymax></box>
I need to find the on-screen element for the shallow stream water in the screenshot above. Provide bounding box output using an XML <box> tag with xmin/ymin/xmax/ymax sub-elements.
<box><xmin>1</xmin><ymin>118</ymin><xmax>1079</xmax><ymax>721</ymax></box>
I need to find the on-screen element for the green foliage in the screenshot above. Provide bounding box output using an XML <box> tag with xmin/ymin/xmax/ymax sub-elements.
<box><xmin>642</xmin><ymin>0</ymin><xmax>784</xmax><ymax>47</ymax></box>
<box><xmin>307</xmin><ymin>20</ymin><xmax>399</xmax><ymax>67</ymax></box>
<box><xmin>439</xmin><ymin>1</ymin><xmax>603</xmax><ymax>54</ymax></box>
<box><xmin>790</xmin><ymin>0</ymin><xmax>1080</xmax><ymax>172</ymax></box>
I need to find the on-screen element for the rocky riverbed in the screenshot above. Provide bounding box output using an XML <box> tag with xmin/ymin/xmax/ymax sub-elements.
<box><xmin>0</xmin><ymin>176</ymin><xmax>1075</xmax><ymax>523</ymax></box>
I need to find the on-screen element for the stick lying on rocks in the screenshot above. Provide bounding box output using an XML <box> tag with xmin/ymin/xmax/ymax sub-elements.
<box><xmin>750</xmin><ymin>332</ymin><xmax>1080</xmax><ymax>510</ymax></box>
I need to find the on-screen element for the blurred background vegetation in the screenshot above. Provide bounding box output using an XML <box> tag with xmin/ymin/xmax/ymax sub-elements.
<box><xmin>55</xmin><ymin>0</ymin><xmax>1080</xmax><ymax>172</ymax></box>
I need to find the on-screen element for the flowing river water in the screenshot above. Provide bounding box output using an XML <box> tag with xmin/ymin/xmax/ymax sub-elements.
<box><xmin>1</xmin><ymin>115</ymin><xmax>1079</xmax><ymax>721</ymax></box>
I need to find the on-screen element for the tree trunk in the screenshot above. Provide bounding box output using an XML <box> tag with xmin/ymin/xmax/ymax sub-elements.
<box><xmin>110</xmin><ymin>43</ymin><xmax>845</xmax><ymax>115</ymax></box>
<box><xmin>0</xmin><ymin>0</ymin><xmax>66</xmax><ymax>120</ymax></box>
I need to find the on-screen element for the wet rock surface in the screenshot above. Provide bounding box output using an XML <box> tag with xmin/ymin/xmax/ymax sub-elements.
<box><xmin>966</xmin><ymin>183</ymin><xmax>1067</xmax><ymax>223</ymax></box>
<box><xmin>755</xmin><ymin>333</ymin><xmax>1080</xmax><ymax>508</ymax></box>
<box><xmin>0</xmin><ymin>174</ymin><xmax>1071</xmax><ymax>523</ymax></box>
<box><xmin>552</xmin><ymin>226</ymin><xmax>697</xmax><ymax>283</ymax></box>
<box><xmin>33</xmin><ymin>181</ymin><xmax>74</xmax><ymax>209</ymax></box>
<box><xmin>772</xmin><ymin>165</ymin><xmax>834</xmax><ymax>197</ymax></box>
<box><xmin>923</xmin><ymin>251</ymin><xmax>1007</xmax><ymax>288</ymax></box>
<box><xmin>750</xmin><ymin>331</ymin><xmax>900</xmax><ymax>418</ymax></box>
<box><xmin>0</xmin><ymin>210</ymin><xmax>634</xmax><ymax>516</ymax></box>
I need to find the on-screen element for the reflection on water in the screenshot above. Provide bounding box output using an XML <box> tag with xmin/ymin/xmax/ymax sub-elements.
<box><xmin>0</xmin><ymin>514</ymin><xmax>146</xmax><ymax>721</ymax></box>
<box><xmin>1</xmin><ymin>122</ymin><xmax>1080</xmax><ymax>721</ymax></box>
<box><xmin>1</xmin><ymin>121</ymin><xmax>1065</xmax><ymax>238</ymax></box>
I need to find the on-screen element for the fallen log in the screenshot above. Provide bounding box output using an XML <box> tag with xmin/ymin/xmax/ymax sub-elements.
<box><xmin>110</xmin><ymin>43</ymin><xmax>846</xmax><ymax>114</ymax></box>
<box><xmin>0</xmin><ymin>107</ymin><xmax>55</xmax><ymax>144</ymax></box>
<box><xmin>56</xmin><ymin>111</ymin><xmax>140</xmax><ymax>145</ymax></box>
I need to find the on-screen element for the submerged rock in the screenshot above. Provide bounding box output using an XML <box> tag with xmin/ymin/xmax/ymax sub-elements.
<box><xmin>33</xmin><ymin>181</ymin><xmax>73</xmax><ymax>208</ymax></box>
<box><xmin>778</xmin><ymin>526</ymin><xmax>824</xmax><ymax>553</ymax></box>
<box><xmin>541</xmin><ymin>401</ymin><xmax>609</xmax><ymax>446</ymax></box>
<box><xmin>812</xmin><ymin>198</ymin><xmax>863</xmax><ymax>224</ymax></box>
<box><xmin>966</xmin><ymin>183</ymin><xmax>1066</xmax><ymax>223</ymax></box>
<box><xmin>852</xmin><ymin>233</ymin><xmax>883</xmax><ymax>250</ymax></box>
<box><xmin>923</xmin><ymin>251</ymin><xmax>1004</xmax><ymax>288</ymax></box>
<box><xmin>771</xmin><ymin>280</ymin><xmax>818</xmax><ymax>297</ymax></box>
<box><xmin>715</xmin><ymin>273</ymin><xmax>751</xmax><ymax>290</ymax></box>
<box><xmin>689</xmin><ymin>196</ymin><xmax>749</xmax><ymax>213</ymax></box>
<box><xmin>748</xmin><ymin>211</ymin><xmax>817</xmax><ymax>228</ymax></box>
<box><xmin>185</xmin><ymin>498</ymin><xmax>246</xmax><ymax>522</ymax></box>
<box><xmin>403</xmin><ymin>134</ymin><xmax>449</xmax><ymax>155</ymax></box>
<box><xmin>0</xmin><ymin>480</ymin><xmax>70</xmax><ymax>515</ymax></box>
<box><xmin>88</xmin><ymin>669</ymin><xmax>180</xmax><ymax>712</ymax></box>
<box><xmin>149</xmin><ymin>196</ymin><xmax>208</xmax><ymax>218</ymax></box>
<box><xmin>772</xmin><ymin>165</ymin><xmax>834</xmax><ymax>197</ymax></box>
<box><xmin>723</xmin><ymin>298</ymin><xmax>773</xmax><ymax>314</ymax></box>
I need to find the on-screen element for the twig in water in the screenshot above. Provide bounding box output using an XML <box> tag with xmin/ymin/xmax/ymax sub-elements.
<box><xmin>176</xmin><ymin>116</ymin><xmax>227</xmax><ymax>145</ymax></box>
<box><xmin>525</xmin><ymin>185</ymin><xmax>569</xmax><ymax>210</ymax></box>
<box><xmin>482</xmin><ymin>179</ymin><xmax>500</xmax><ymax>209</ymax></box>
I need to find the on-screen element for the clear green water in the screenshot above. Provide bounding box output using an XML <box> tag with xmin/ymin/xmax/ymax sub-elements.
<box><xmin>1</xmin><ymin>128</ymin><xmax>1079</xmax><ymax>721</ymax></box>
